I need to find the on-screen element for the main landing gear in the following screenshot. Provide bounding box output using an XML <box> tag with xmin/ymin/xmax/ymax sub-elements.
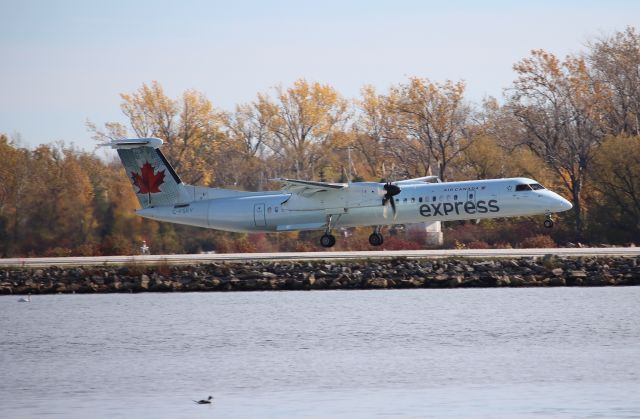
<box><xmin>544</xmin><ymin>214</ymin><xmax>554</xmax><ymax>229</ymax></box>
<box><xmin>320</xmin><ymin>215</ymin><xmax>338</xmax><ymax>248</ymax></box>
<box><xmin>368</xmin><ymin>226</ymin><xmax>384</xmax><ymax>246</ymax></box>
<box><xmin>320</xmin><ymin>233</ymin><xmax>336</xmax><ymax>248</ymax></box>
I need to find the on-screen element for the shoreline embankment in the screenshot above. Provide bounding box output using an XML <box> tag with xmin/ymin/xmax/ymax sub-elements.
<box><xmin>1</xmin><ymin>255</ymin><xmax>639</xmax><ymax>294</ymax></box>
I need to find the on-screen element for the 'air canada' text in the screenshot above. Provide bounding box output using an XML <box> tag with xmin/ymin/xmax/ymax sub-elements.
<box><xmin>419</xmin><ymin>199</ymin><xmax>500</xmax><ymax>217</ymax></box>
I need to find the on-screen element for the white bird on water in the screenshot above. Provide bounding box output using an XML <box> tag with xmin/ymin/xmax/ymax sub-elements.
<box><xmin>17</xmin><ymin>295</ymin><xmax>31</xmax><ymax>302</ymax></box>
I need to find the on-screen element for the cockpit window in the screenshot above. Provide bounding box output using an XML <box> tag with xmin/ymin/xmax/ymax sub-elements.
<box><xmin>515</xmin><ymin>184</ymin><xmax>532</xmax><ymax>191</ymax></box>
<box><xmin>529</xmin><ymin>183</ymin><xmax>545</xmax><ymax>190</ymax></box>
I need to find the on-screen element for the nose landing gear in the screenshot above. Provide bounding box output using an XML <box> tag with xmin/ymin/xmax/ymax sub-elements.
<box><xmin>544</xmin><ymin>215</ymin><xmax>554</xmax><ymax>229</ymax></box>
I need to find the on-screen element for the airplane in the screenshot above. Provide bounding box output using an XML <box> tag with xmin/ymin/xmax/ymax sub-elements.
<box><xmin>103</xmin><ymin>138</ymin><xmax>573</xmax><ymax>248</ymax></box>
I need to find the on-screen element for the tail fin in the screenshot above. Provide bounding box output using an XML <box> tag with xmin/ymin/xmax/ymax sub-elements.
<box><xmin>103</xmin><ymin>138</ymin><xmax>188</xmax><ymax>208</ymax></box>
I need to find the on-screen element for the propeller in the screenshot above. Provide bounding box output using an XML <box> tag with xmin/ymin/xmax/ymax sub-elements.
<box><xmin>382</xmin><ymin>182</ymin><xmax>401</xmax><ymax>219</ymax></box>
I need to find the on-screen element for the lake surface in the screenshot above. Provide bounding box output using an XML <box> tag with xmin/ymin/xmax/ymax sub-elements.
<box><xmin>1</xmin><ymin>288</ymin><xmax>639</xmax><ymax>418</ymax></box>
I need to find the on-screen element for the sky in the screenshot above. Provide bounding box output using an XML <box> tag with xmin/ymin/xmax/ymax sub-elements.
<box><xmin>1</xmin><ymin>0</ymin><xmax>639</xmax><ymax>151</ymax></box>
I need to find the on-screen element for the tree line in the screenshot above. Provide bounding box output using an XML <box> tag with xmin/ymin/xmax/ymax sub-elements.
<box><xmin>1</xmin><ymin>27</ymin><xmax>639</xmax><ymax>256</ymax></box>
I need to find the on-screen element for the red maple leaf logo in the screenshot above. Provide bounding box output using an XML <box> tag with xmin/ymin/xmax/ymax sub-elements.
<box><xmin>131</xmin><ymin>162</ymin><xmax>165</xmax><ymax>194</ymax></box>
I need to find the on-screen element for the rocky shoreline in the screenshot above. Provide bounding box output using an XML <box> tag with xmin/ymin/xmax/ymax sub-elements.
<box><xmin>1</xmin><ymin>255</ymin><xmax>639</xmax><ymax>294</ymax></box>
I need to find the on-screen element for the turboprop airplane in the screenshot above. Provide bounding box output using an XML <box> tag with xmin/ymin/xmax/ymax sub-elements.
<box><xmin>103</xmin><ymin>138</ymin><xmax>573</xmax><ymax>248</ymax></box>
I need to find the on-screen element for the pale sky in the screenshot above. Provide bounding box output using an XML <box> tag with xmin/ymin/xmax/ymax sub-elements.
<box><xmin>1</xmin><ymin>0</ymin><xmax>639</xmax><ymax>150</ymax></box>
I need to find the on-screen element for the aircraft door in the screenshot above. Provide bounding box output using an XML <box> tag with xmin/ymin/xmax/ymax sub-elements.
<box><xmin>254</xmin><ymin>203</ymin><xmax>266</xmax><ymax>227</ymax></box>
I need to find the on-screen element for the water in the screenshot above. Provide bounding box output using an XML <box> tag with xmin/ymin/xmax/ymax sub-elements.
<box><xmin>1</xmin><ymin>288</ymin><xmax>639</xmax><ymax>418</ymax></box>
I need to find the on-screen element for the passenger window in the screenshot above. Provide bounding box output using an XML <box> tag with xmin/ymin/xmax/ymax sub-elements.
<box><xmin>432</xmin><ymin>196</ymin><xmax>436</xmax><ymax>202</ymax></box>
<box><xmin>454</xmin><ymin>194</ymin><xmax>458</xmax><ymax>200</ymax></box>
<box><xmin>395</xmin><ymin>198</ymin><xmax>399</xmax><ymax>203</ymax></box>
<box><xmin>403</xmin><ymin>198</ymin><xmax>408</xmax><ymax>203</ymax></box>
<box><xmin>419</xmin><ymin>197</ymin><xmax>423</xmax><ymax>203</ymax></box>
<box><xmin>469</xmin><ymin>193</ymin><xmax>474</xmax><ymax>200</ymax></box>
<box><xmin>274</xmin><ymin>207</ymin><xmax>279</xmax><ymax>213</ymax></box>
<box><xmin>411</xmin><ymin>197</ymin><xmax>415</xmax><ymax>203</ymax></box>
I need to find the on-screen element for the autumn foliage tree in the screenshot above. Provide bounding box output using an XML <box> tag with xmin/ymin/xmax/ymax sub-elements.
<box><xmin>259</xmin><ymin>79</ymin><xmax>350</xmax><ymax>179</ymax></box>
<box><xmin>390</xmin><ymin>78</ymin><xmax>472</xmax><ymax>181</ymax></box>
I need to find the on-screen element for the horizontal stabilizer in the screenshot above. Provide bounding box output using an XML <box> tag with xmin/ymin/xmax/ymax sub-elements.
<box><xmin>100</xmin><ymin>138</ymin><xmax>164</xmax><ymax>149</ymax></box>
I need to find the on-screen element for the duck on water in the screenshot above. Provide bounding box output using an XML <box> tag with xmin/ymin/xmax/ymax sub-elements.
<box><xmin>194</xmin><ymin>396</ymin><xmax>213</xmax><ymax>404</ymax></box>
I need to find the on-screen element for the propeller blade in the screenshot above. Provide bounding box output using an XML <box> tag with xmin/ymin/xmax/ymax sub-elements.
<box><xmin>381</xmin><ymin>181</ymin><xmax>401</xmax><ymax>220</ymax></box>
<box><xmin>390</xmin><ymin>196</ymin><xmax>397</xmax><ymax>219</ymax></box>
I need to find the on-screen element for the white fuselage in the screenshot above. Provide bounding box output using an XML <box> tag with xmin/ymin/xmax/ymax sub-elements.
<box><xmin>136</xmin><ymin>177</ymin><xmax>572</xmax><ymax>233</ymax></box>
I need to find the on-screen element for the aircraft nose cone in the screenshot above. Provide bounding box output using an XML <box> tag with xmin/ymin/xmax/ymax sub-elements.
<box><xmin>558</xmin><ymin>197</ymin><xmax>573</xmax><ymax>211</ymax></box>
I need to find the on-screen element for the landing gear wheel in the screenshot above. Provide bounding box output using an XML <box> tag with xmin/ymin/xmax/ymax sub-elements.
<box><xmin>320</xmin><ymin>234</ymin><xmax>336</xmax><ymax>248</ymax></box>
<box><xmin>368</xmin><ymin>232</ymin><xmax>384</xmax><ymax>246</ymax></box>
<box><xmin>544</xmin><ymin>218</ymin><xmax>554</xmax><ymax>229</ymax></box>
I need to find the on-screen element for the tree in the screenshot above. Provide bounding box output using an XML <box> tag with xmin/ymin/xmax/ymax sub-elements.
<box><xmin>0</xmin><ymin>135</ymin><xmax>31</xmax><ymax>256</ymax></box>
<box><xmin>222</xmin><ymin>102</ymin><xmax>274</xmax><ymax>189</ymax></box>
<box><xmin>590</xmin><ymin>135</ymin><xmax>640</xmax><ymax>241</ymax></box>
<box><xmin>389</xmin><ymin>78</ymin><xmax>472</xmax><ymax>181</ymax></box>
<box><xmin>354</xmin><ymin>86</ymin><xmax>406</xmax><ymax>179</ymax></box>
<box><xmin>508</xmin><ymin>50</ymin><xmax>607</xmax><ymax>238</ymax></box>
<box><xmin>588</xmin><ymin>26</ymin><xmax>640</xmax><ymax>136</ymax></box>
<box><xmin>258</xmin><ymin>79</ymin><xmax>350</xmax><ymax>179</ymax></box>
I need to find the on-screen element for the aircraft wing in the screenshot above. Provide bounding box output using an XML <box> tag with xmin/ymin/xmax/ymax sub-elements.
<box><xmin>272</xmin><ymin>178</ymin><xmax>348</xmax><ymax>194</ymax></box>
<box><xmin>394</xmin><ymin>175</ymin><xmax>441</xmax><ymax>185</ymax></box>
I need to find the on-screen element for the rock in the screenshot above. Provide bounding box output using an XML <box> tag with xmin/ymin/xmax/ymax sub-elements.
<box><xmin>548</xmin><ymin>277</ymin><xmax>566</xmax><ymax>286</ymax></box>
<box><xmin>569</xmin><ymin>270</ymin><xmax>587</xmax><ymax>278</ymax></box>
<box><xmin>410</xmin><ymin>277</ymin><xmax>424</xmax><ymax>287</ymax></box>
<box><xmin>509</xmin><ymin>275</ymin><xmax>525</xmax><ymax>286</ymax></box>
<box><xmin>497</xmin><ymin>276</ymin><xmax>511</xmax><ymax>287</ymax></box>
<box><xmin>366</xmin><ymin>278</ymin><xmax>388</xmax><ymax>288</ymax></box>
<box><xmin>523</xmin><ymin>275</ymin><xmax>539</xmax><ymax>286</ymax></box>
<box><xmin>139</xmin><ymin>274</ymin><xmax>150</xmax><ymax>289</ymax></box>
<box><xmin>261</xmin><ymin>271</ymin><xmax>277</xmax><ymax>279</ymax></box>
<box><xmin>448</xmin><ymin>276</ymin><xmax>462</xmax><ymax>287</ymax></box>
<box><xmin>329</xmin><ymin>279</ymin><xmax>342</xmax><ymax>289</ymax></box>
<box><xmin>178</xmin><ymin>277</ymin><xmax>192</xmax><ymax>285</ymax></box>
<box><xmin>551</xmin><ymin>268</ymin><xmax>564</xmax><ymax>277</ymax></box>
<box><xmin>305</xmin><ymin>273</ymin><xmax>316</xmax><ymax>286</ymax></box>
<box><xmin>506</xmin><ymin>260</ymin><xmax>520</xmax><ymax>268</ymax></box>
<box><xmin>472</xmin><ymin>261</ymin><xmax>495</xmax><ymax>272</ymax></box>
<box><xmin>566</xmin><ymin>276</ymin><xmax>583</xmax><ymax>286</ymax></box>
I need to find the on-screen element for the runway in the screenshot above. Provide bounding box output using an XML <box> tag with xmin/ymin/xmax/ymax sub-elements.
<box><xmin>0</xmin><ymin>247</ymin><xmax>638</xmax><ymax>267</ymax></box>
